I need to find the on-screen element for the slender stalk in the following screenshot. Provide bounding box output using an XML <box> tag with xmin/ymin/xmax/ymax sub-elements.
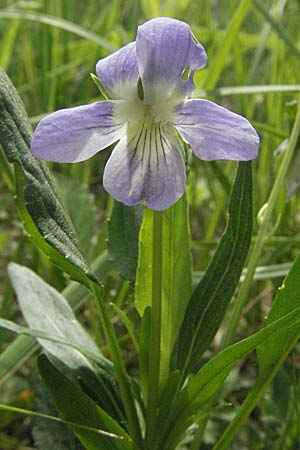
<box><xmin>145</xmin><ymin>210</ymin><xmax>163</xmax><ymax>449</ymax></box>
<box><xmin>90</xmin><ymin>282</ymin><xmax>143</xmax><ymax>449</ymax></box>
<box><xmin>223</xmin><ymin>93</ymin><xmax>300</xmax><ymax>347</ymax></box>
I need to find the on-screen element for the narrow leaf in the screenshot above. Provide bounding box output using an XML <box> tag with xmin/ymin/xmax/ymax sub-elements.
<box><xmin>0</xmin><ymin>403</ymin><xmax>121</xmax><ymax>440</ymax></box>
<box><xmin>258</xmin><ymin>256</ymin><xmax>300</xmax><ymax>371</ymax></box>
<box><xmin>175</xmin><ymin>162</ymin><xmax>252</xmax><ymax>373</ymax></box>
<box><xmin>8</xmin><ymin>263</ymin><xmax>123</xmax><ymax>420</ymax></box>
<box><xmin>160</xmin><ymin>305</ymin><xmax>300</xmax><ymax>450</ymax></box>
<box><xmin>0</xmin><ymin>250</ymin><xmax>112</xmax><ymax>386</ymax></box>
<box><xmin>33</xmin><ymin>381</ymin><xmax>84</xmax><ymax>450</ymax></box>
<box><xmin>0</xmin><ymin>318</ymin><xmax>104</xmax><ymax>365</ymax></box>
<box><xmin>208</xmin><ymin>255</ymin><xmax>300</xmax><ymax>450</ymax></box>
<box><xmin>38</xmin><ymin>355</ymin><xmax>132</xmax><ymax>450</ymax></box>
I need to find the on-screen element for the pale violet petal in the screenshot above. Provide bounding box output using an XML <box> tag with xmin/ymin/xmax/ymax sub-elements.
<box><xmin>96</xmin><ymin>42</ymin><xmax>139</xmax><ymax>100</ymax></box>
<box><xmin>31</xmin><ymin>101</ymin><xmax>126</xmax><ymax>163</ymax></box>
<box><xmin>173</xmin><ymin>99</ymin><xmax>260</xmax><ymax>161</ymax></box>
<box><xmin>136</xmin><ymin>17</ymin><xmax>207</xmax><ymax>104</ymax></box>
<box><xmin>103</xmin><ymin>122</ymin><xmax>186</xmax><ymax>210</ymax></box>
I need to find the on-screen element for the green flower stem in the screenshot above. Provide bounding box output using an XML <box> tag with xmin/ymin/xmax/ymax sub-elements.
<box><xmin>145</xmin><ymin>210</ymin><xmax>163</xmax><ymax>449</ymax></box>
<box><xmin>223</xmin><ymin>94</ymin><xmax>300</xmax><ymax>348</ymax></box>
<box><xmin>90</xmin><ymin>282</ymin><xmax>143</xmax><ymax>449</ymax></box>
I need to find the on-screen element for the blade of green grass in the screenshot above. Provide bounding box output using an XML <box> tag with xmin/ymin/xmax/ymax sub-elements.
<box><xmin>0</xmin><ymin>10</ymin><xmax>117</xmax><ymax>51</ymax></box>
<box><xmin>252</xmin><ymin>0</ymin><xmax>300</xmax><ymax>60</ymax></box>
<box><xmin>203</xmin><ymin>0</ymin><xmax>252</xmax><ymax>89</ymax></box>
<box><xmin>0</xmin><ymin>18</ymin><xmax>20</xmax><ymax>71</ymax></box>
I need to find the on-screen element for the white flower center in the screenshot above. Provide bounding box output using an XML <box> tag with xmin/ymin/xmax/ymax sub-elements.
<box><xmin>115</xmin><ymin>96</ymin><xmax>177</xmax><ymax>128</ymax></box>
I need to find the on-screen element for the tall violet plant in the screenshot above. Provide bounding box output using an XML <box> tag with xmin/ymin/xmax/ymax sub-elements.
<box><xmin>24</xmin><ymin>16</ymin><xmax>263</xmax><ymax>450</ymax></box>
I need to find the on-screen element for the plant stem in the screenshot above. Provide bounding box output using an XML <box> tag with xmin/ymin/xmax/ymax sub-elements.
<box><xmin>145</xmin><ymin>210</ymin><xmax>163</xmax><ymax>449</ymax></box>
<box><xmin>223</xmin><ymin>93</ymin><xmax>300</xmax><ymax>347</ymax></box>
<box><xmin>90</xmin><ymin>282</ymin><xmax>143</xmax><ymax>449</ymax></box>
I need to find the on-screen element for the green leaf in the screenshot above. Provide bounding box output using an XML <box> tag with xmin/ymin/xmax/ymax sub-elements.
<box><xmin>175</xmin><ymin>162</ymin><xmax>253</xmax><ymax>373</ymax></box>
<box><xmin>0</xmin><ymin>402</ymin><xmax>121</xmax><ymax>443</ymax></box>
<box><xmin>8</xmin><ymin>263</ymin><xmax>123</xmax><ymax>420</ymax></box>
<box><xmin>159</xmin><ymin>305</ymin><xmax>300</xmax><ymax>450</ymax></box>
<box><xmin>33</xmin><ymin>382</ymin><xmax>84</xmax><ymax>450</ymax></box>
<box><xmin>107</xmin><ymin>202</ymin><xmax>144</xmax><ymax>282</ymax></box>
<box><xmin>258</xmin><ymin>255</ymin><xmax>300</xmax><ymax>372</ymax></box>
<box><xmin>0</xmin><ymin>318</ymin><xmax>105</xmax><ymax>364</ymax></box>
<box><xmin>135</xmin><ymin>194</ymin><xmax>193</xmax><ymax>380</ymax></box>
<box><xmin>0</xmin><ymin>68</ymin><xmax>97</xmax><ymax>286</ymax></box>
<box><xmin>38</xmin><ymin>355</ymin><xmax>132</xmax><ymax>450</ymax></box>
<box><xmin>207</xmin><ymin>255</ymin><xmax>300</xmax><ymax>450</ymax></box>
<box><xmin>8</xmin><ymin>263</ymin><xmax>105</xmax><ymax>367</ymax></box>
<box><xmin>0</xmin><ymin>251</ymin><xmax>112</xmax><ymax>386</ymax></box>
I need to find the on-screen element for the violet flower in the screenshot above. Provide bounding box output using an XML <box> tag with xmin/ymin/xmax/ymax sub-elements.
<box><xmin>31</xmin><ymin>17</ymin><xmax>259</xmax><ymax>210</ymax></box>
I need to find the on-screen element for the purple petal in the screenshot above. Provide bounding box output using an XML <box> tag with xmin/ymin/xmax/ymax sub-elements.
<box><xmin>96</xmin><ymin>43</ymin><xmax>139</xmax><ymax>100</ymax></box>
<box><xmin>31</xmin><ymin>101</ymin><xmax>125</xmax><ymax>163</ymax></box>
<box><xmin>173</xmin><ymin>99</ymin><xmax>260</xmax><ymax>161</ymax></box>
<box><xmin>136</xmin><ymin>17</ymin><xmax>207</xmax><ymax>103</ymax></box>
<box><xmin>103</xmin><ymin>122</ymin><xmax>186</xmax><ymax>210</ymax></box>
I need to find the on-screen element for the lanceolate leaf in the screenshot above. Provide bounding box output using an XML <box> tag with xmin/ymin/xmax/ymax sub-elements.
<box><xmin>210</xmin><ymin>255</ymin><xmax>300</xmax><ymax>450</ymax></box>
<box><xmin>8</xmin><ymin>263</ymin><xmax>123</xmax><ymax>421</ymax></box>
<box><xmin>0</xmin><ymin>250</ymin><xmax>112</xmax><ymax>386</ymax></box>
<box><xmin>257</xmin><ymin>255</ymin><xmax>300</xmax><ymax>371</ymax></box>
<box><xmin>33</xmin><ymin>382</ymin><xmax>84</xmax><ymax>450</ymax></box>
<box><xmin>174</xmin><ymin>162</ymin><xmax>253</xmax><ymax>374</ymax></box>
<box><xmin>38</xmin><ymin>355</ymin><xmax>132</xmax><ymax>450</ymax></box>
<box><xmin>0</xmin><ymin>68</ymin><xmax>97</xmax><ymax>286</ymax></box>
<box><xmin>159</xmin><ymin>305</ymin><xmax>300</xmax><ymax>450</ymax></box>
<box><xmin>135</xmin><ymin>194</ymin><xmax>193</xmax><ymax>380</ymax></box>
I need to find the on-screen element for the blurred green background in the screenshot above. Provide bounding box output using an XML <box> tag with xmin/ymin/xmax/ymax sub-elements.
<box><xmin>0</xmin><ymin>0</ymin><xmax>300</xmax><ymax>449</ymax></box>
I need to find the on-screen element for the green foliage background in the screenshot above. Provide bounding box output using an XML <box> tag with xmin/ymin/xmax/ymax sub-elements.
<box><xmin>0</xmin><ymin>0</ymin><xmax>299</xmax><ymax>449</ymax></box>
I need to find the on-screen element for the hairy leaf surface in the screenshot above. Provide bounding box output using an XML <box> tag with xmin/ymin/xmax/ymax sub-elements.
<box><xmin>0</xmin><ymin>68</ymin><xmax>97</xmax><ymax>286</ymax></box>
